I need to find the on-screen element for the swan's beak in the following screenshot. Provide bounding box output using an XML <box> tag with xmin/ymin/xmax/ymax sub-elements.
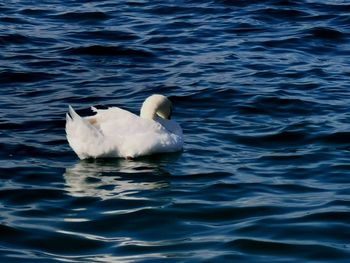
<box><xmin>168</xmin><ymin>107</ymin><xmax>173</xmax><ymax>120</ymax></box>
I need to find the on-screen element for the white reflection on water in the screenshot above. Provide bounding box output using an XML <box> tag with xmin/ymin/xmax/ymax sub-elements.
<box><xmin>63</xmin><ymin>158</ymin><xmax>175</xmax><ymax>200</ymax></box>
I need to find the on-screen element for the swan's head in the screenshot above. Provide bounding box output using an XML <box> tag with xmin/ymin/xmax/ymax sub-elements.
<box><xmin>140</xmin><ymin>94</ymin><xmax>173</xmax><ymax>120</ymax></box>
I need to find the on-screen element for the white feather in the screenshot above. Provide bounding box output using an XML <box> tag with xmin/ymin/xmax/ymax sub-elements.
<box><xmin>65</xmin><ymin>95</ymin><xmax>183</xmax><ymax>159</ymax></box>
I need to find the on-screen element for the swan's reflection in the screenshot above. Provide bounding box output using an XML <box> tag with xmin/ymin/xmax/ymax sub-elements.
<box><xmin>63</xmin><ymin>156</ymin><xmax>179</xmax><ymax>200</ymax></box>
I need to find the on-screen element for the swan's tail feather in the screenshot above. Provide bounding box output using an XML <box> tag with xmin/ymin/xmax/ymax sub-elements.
<box><xmin>68</xmin><ymin>105</ymin><xmax>81</xmax><ymax>121</ymax></box>
<box><xmin>65</xmin><ymin>105</ymin><xmax>105</xmax><ymax>159</ymax></box>
<box><xmin>66</xmin><ymin>106</ymin><xmax>85</xmax><ymax>137</ymax></box>
<box><xmin>66</xmin><ymin>113</ymin><xmax>72</xmax><ymax>122</ymax></box>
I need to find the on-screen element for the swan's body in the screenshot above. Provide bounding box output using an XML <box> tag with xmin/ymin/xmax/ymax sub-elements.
<box><xmin>66</xmin><ymin>95</ymin><xmax>183</xmax><ymax>159</ymax></box>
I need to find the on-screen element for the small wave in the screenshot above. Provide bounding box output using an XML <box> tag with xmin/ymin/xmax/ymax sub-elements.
<box><xmin>0</xmin><ymin>188</ymin><xmax>63</xmax><ymax>205</ymax></box>
<box><xmin>0</xmin><ymin>224</ymin><xmax>26</xmax><ymax>240</ymax></box>
<box><xmin>0</xmin><ymin>33</ymin><xmax>30</xmax><ymax>45</ymax></box>
<box><xmin>67</xmin><ymin>30</ymin><xmax>139</xmax><ymax>42</ymax></box>
<box><xmin>64</xmin><ymin>45</ymin><xmax>155</xmax><ymax>58</ymax></box>
<box><xmin>314</xmin><ymin>131</ymin><xmax>350</xmax><ymax>145</ymax></box>
<box><xmin>234</xmin><ymin>131</ymin><xmax>307</xmax><ymax>147</ymax></box>
<box><xmin>0</xmin><ymin>16</ymin><xmax>33</xmax><ymax>25</ymax></box>
<box><xmin>217</xmin><ymin>0</ymin><xmax>261</xmax><ymax>7</ymax></box>
<box><xmin>225</xmin><ymin>23</ymin><xmax>265</xmax><ymax>35</ymax></box>
<box><xmin>305</xmin><ymin>27</ymin><xmax>346</xmax><ymax>41</ymax></box>
<box><xmin>257</xmin><ymin>7</ymin><xmax>310</xmax><ymax>21</ymax></box>
<box><xmin>20</xmin><ymin>8</ymin><xmax>53</xmax><ymax>16</ymax></box>
<box><xmin>2</xmin><ymin>142</ymin><xmax>65</xmax><ymax>159</ymax></box>
<box><xmin>0</xmin><ymin>4</ymin><xmax>10</xmax><ymax>12</ymax></box>
<box><xmin>271</xmin><ymin>0</ymin><xmax>301</xmax><ymax>7</ymax></box>
<box><xmin>0</xmin><ymin>70</ymin><xmax>58</xmax><ymax>84</ymax></box>
<box><xmin>171</xmin><ymin>171</ymin><xmax>232</xmax><ymax>181</ymax></box>
<box><xmin>226</xmin><ymin>238</ymin><xmax>350</xmax><ymax>260</ymax></box>
<box><xmin>20</xmin><ymin>228</ymin><xmax>106</xmax><ymax>254</ymax></box>
<box><xmin>50</xmin><ymin>11</ymin><xmax>110</xmax><ymax>22</ymax></box>
<box><xmin>239</xmin><ymin>95</ymin><xmax>319</xmax><ymax>116</ymax></box>
<box><xmin>296</xmin><ymin>211</ymin><xmax>350</xmax><ymax>224</ymax></box>
<box><xmin>260</xmin><ymin>37</ymin><xmax>302</xmax><ymax>49</ymax></box>
<box><xmin>146</xmin><ymin>5</ymin><xmax>191</xmax><ymax>16</ymax></box>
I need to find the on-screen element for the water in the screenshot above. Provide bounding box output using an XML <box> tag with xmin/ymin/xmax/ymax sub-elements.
<box><xmin>1</xmin><ymin>0</ymin><xmax>350</xmax><ymax>262</ymax></box>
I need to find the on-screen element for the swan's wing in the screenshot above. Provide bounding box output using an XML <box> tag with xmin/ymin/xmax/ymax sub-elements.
<box><xmin>156</xmin><ymin>118</ymin><xmax>183</xmax><ymax>137</ymax></box>
<box><xmin>85</xmin><ymin>106</ymin><xmax>161</xmax><ymax>135</ymax></box>
<box><xmin>85</xmin><ymin>107</ymin><xmax>183</xmax><ymax>157</ymax></box>
<box><xmin>113</xmin><ymin>118</ymin><xmax>183</xmax><ymax>158</ymax></box>
<box><xmin>85</xmin><ymin>107</ymin><xmax>137</xmax><ymax>129</ymax></box>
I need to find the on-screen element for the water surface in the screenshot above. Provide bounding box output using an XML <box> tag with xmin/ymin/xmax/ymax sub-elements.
<box><xmin>1</xmin><ymin>0</ymin><xmax>350</xmax><ymax>262</ymax></box>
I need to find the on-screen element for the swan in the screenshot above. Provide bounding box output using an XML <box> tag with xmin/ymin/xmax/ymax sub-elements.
<box><xmin>66</xmin><ymin>94</ymin><xmax>183</xmax><ymax>159</ymax></box>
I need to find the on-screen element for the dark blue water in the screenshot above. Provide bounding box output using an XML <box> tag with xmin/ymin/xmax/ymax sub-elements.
<box><xmin>1</xmin><ymin>0</ymin><xmax>350</xmax><ymax>262</ymax></box>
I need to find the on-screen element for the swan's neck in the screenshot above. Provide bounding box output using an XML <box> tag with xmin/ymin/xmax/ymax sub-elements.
<box><xmin>140</xmin><ymin>94</ymin><xmax>171</xmax><ymax>120</ymax></box>
<box><xmin>140</xmin><ymin>106</ymin><xmax>156</xmax><ymax>120</ymax></box>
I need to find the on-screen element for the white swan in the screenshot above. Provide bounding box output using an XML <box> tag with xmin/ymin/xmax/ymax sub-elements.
<box><xmin>66</xmin><ymin>94</ymin><xmax>183</xmax><ymax>159</ymax></box>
